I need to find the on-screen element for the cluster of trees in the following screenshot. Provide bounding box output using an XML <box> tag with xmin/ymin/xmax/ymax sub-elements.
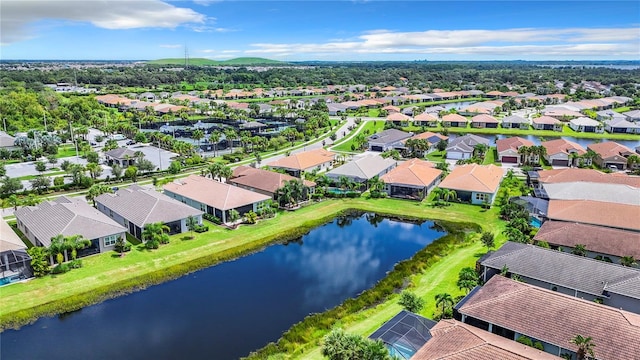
<box><xmin>27</xmin><ymin>234</ymin><xmax>91</xmax><ymax>277</ymax></box>
<box><xmin>321</xmin><ymin>329</ymin><xmax>391</xmax><ymax>360</ymax></box>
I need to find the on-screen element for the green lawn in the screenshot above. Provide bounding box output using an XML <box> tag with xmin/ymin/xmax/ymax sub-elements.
<box><xmin>16</xmin><ymin>171</ymin><xmax>66</xmax><ymax>181</ymax></box>
<box><xmin>56</xmin><ymin>146</ymin><xmax>79</xmax><ymax>158</ymax></box>
<box><xmin>332</xmin><ymin>120</ymin><xmax>386</xmax><ymax>152</ymax></box>
<box><xmin>0</xmin><ymin>198</ymin><xmax>503</xmax><ymax>330</ymax></box>
<box><xmin>613</xmin><ymin>106</ymin><xmax>632</xmax><ymax>113</ymax></box>
<box><xmin>425</xmin><ymin>150</ymin><xmax>446</xmax><ymax>162</ymax></box>
<box><xmin>483</xmin><ymin>147</ymin><xmax>499</xmax><ymax>165</ymax></box>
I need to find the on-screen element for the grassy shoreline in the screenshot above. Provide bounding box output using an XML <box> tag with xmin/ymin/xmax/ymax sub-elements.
<box><xmin>0</xmin><ymin>198</ymin><xmax>499</xmax><ymax>331</ymax></box>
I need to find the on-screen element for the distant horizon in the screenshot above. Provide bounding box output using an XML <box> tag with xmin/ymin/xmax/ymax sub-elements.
<box><xmin>2</xmin><ymin>1</ymin><xmax>639</xmax><ymax>61</ymax></box>
<box><xmin>2</xmin><ymin>58</ymin><xmax>640</xmax><ymax>63</ymax></box>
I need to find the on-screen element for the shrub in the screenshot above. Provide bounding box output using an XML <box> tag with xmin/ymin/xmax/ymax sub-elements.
<box><xmin>69</xmin><ymin>260</ymin><xmax>83</xmax><ymax>269</ymax></box>
<box><xmin>51</xmin><ymin>263</ymin><xmax>71</xmax><ymax>274</ymax></box>
<box><xmin>203</xmin><ymin>213</ymin><xmax>222</xmax><ymax>224</ymax></box>
<box><xmin>516</xmin><ymin>336</ymin><xmax>534</xmax><ymax>347</ymax></box>
<box><xmin>194</xmin><ymin>224</ymin><xmax>209</xmax><ymax>233</ymax></box>
<box><xmin>53</xmin><ymin>176</ymin><xmax>65</xmax><ymax>187</ymax></box>
<box><xmin>398</xmin><ymin>290</ymin><xmax>425</xmax><ymax>313</ymax></box>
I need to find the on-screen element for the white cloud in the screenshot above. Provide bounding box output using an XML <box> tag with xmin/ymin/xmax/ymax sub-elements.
<box><xmin>244</xmin><ymin>27</ymin><xmax>640</xmax><ymax>58</ymax></box>
<box><xmin>1</xmin><ymin>0</ymin><xmax>206</xmax><ymax>44</ymax></box>
<box><xmin>160</xmin><ymin>44</ymin><xmax>182</xmax><ymax>48</ymax></box>
<box><xmin>192</xmin><ymin>0</ymin><xmax>222</xmax><ymax>6</ymax></box>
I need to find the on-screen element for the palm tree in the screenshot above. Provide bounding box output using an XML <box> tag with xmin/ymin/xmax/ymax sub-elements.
<box><xmin>224</xmin><ymin>128</ymin><xmax>237</xmax><ymax>153</ymax></box>
<box><xmin>85</xmin><ymin>184</ymin><xmax>112</xmax><ymax>207</ymax></box>
<box><xmin>66</xmin><ymin>235</ymin><xmax>91</xmax><ymax>260</ymax></box>
<box><xmin>338</xmin><ymin>175</ymin><xmax>351</xmax><ymax>191</ymax></box>
<box><xmin>434</xmin><ymin>293</ymin><xmax>454</xmax><ymax>319</ymax></box>
<box><xmin>142</xmin><ymin>222</ymin><xmax>170</xmax><ymax>249</ymax></box>
<box><xmin>185</xmin><ymin>215</ymin><xmax>198</xmax><ymax>239</ymax></box>
<box><xmin>209</xmin><ymin>131</ymin><xmax>221</xmax><ymax>157</ymax></box>
<box><xmin>191</xmin><ymin>129</ymin><xmax>204</xmax><ymax>150</ymax></box>
<box><xmin>49</xmin><ymin>234</ymin><xmax>66</xmax><ymax>265</ymax></box>
<box><xmin>442</xmin><ymin>189</ymin><xmax>457</xmax><ymax>203</ymax></box>
<box><xmin>570</xmin><ymin>335</ymin><xmax>596</xmax><ymax>360</ymax></box>
<box><xmin>367</xmin><ymin>175</ymin><xmax>385</xmax><ymax>192</ymax></box>
<box><xmin>620</xmin><ymin>256</ymin><xmax>637</xmax><ymax>267</ymax></box>
<box><xmin>627</xmin><ymin>154</ymin><xmax>640</xmax><ymax>170</ymax></box>
<box><xmin>457</xmin><ymin>267</ymin><xmax>479</xmax><ymax>293</ymax></box>
<box><xmin>518</xmin><ymin>145</ymin><xmax>530</xmax><ymax>165</ymax></box>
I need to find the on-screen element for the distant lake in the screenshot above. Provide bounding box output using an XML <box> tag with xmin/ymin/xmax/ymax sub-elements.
<box><xmin>448</xmin><ymin>133</ymin><xmax>640</xmax><ymax>149</ymax></box>
<box><xmin>0</xmin><ymin>213</ymin><xmax>446</xmax><ymax>360</ymax></box>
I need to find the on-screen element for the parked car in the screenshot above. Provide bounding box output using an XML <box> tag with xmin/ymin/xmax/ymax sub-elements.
<box><xmin>126</xmin><ymin>140</ymin><xmax>136</xmax><ymax>145</ymax></box>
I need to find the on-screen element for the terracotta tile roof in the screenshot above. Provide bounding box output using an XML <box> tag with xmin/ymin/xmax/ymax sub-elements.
<box><xmin>496</xmin><ymin>136</ymin><xmax>534</xmax><ymax>154</ymax></box>
<box><xmin>163</xmin><ymin>175</ymin><xmax>270</xmax><ymax>211</ymax></box>
<box><xmin>438</xmin><ymin>164</ymin><xmax>503</xmax><ymax>193</ymax></box>
<box><xmin>543</xmin><ymin>109</ymin><xmax>584</xmax><ymax>118</ymax></box>
<box><xmin>382</xmin><ymin>105</ymin><xmax>400</xmax><ymax>112</ymax></box>
<box><xmin>442</xmin><ymin>113</ymin><xmax>468</xmax><ymax>122</ymax></box>
<box><xmin>229</xmin><ymin>166</ymin><xmax>315</xmax><ymax>195</ymax></box>
<box><xmin>534</xmin><ymin>221</ymin><xmax>640</xmax><ymax>259</ymax></box>
<box><xmin>541</xmin><ymin>139</ymin><xmax>585</xmax><ymax>156</ymax></box>
<box><xmin>413</xmin><ymin>319</ymin><xmax>561</xmax><ymax>360</ymax></box>
<box><xmin>1</xmin><ymin>218</ymin><xmax>26</xmax><ymax>252</ymax></box>
<box><xmin>414</xmin><ymin>113</ymin><xmax>439</xmax><ymax>122</ymax></box>
<box><xmin>268</xmin><ymin>148</ymin><xmax>336</xmax><ymax>171</ymax></box>
<box><xmin>380</xmin><ymin>159</ymin><xmax>441</xmax><ymax>187</ymax></box>
<box><xmin>532</xmin><ymin>115</ymin><xmax>562</xmax><ymax>124</ymax></box>
<box><xmin>587</xmin><ymin>141</ymin><xmax>634</xmax><ymax>160</ymax></box>
<box><xmin>535</xmin><ymin>168</ymin><xmax>640</xmax><ymax>187</ymax></box>
<box><xmin>471</xmin><ymin>114</ymin><xmax>499</xmax><ymax>123</ymax></box>
<box><xmin>386</xmin><ymin>112</ymin><xmax>411</xmax><ymax>121</ymax></box>
<box><xmin>485</xmin><ymin>91</ymin><xmax>504</xmax><ymax>96</ymax></box>
<box><xmin>457</xmin><ymin>276</ymin><xmax>640</xmax><ymax>360</ymax></box>
<box><xmin>547</xmin><ymin>199</ymin><xmax>640</xmax><ymax>231</ymax></box>
<box><xmin>409</xmin><ymin>131</ymin><xmax>448</xmax><ymax>143</ymax></box>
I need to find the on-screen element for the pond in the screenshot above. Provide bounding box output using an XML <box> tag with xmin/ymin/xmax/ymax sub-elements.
<box><xmin>0</xmin><ymin>213</ymin><xmax>446</xmax><ymax>360</ymax></box>
<box><xmin>448</xmin><ymin>133</ymin><xmax>640</xmax><ymax>149</ymax></box>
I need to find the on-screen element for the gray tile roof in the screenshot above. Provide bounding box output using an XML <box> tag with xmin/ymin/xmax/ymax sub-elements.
<box><xmin>482</xmin><ymin>242</ymin><xmax>640</xmax><ymax>299</ymax></box>
<box><xmin>327</xmin><ymin>155</ymin><xmax>397</xmax><ymax>181</ymax></box>
<box><xmin>501</xmin><ymin>115</ymin><xmax>528</xmax><ymax>124</ymax></box>
<box><xmin>96</xmin><ymin>185</ymin><xmax>203</xmax><ymax>227</ymax></box>
<box><xmin>1</xmin><ymin>218</ymin><xmax>26</xmax><ymax>252</ymax></box>
<box><xmin>14</xmin><ymin>196</ymin><xmax>126</xmax><ymax>246</ymax></box>
<box><xmin>105</xmin><ymin>147</ymin><xmax>138</xmax><ymax>160</ymax></box>
<box><xmin>541</xmin><ymin>182</ymin><xmax>640</xmax><ymax>205</ymax></box>
<box><xmin>446</xmin><ymin>134</ymin><xmax>490</xmax><ymax>153</ymax></box>
<box><xmin>367</xmin><ymin>129</ymin><xmax>413</xmax><ymax>145</ymax></box>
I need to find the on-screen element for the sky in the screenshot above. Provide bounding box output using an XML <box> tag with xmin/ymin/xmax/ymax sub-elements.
<box><xmin>1</xmin><ymin>0</ymin><xmax>639</xmax><ymax>61</ymax></box>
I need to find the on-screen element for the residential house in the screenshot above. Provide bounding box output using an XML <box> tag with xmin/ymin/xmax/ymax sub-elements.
<box><xmin>445</xmin><ymin>134</ymin><xmax>490</xmax><ymax>160</ymax></box>
<box><xmin>386</xmin><ymin>112</ymin><xmax>412</xmax><ymax>126</ymax></box>
<box><xmin>412</xmin><ymin>319</ymin><xmax>561</xmax><ymax>360</ymax></box>
<box><xmin>495</xmin><ymin>136</ymin><xmax>534</xmax><ymax>164</ymax></box>
<box><xmin>367</xmin><ymin>129</ymin><xmax>413</xmax><ymax>152</ymax></box>
<box><xmin>369</xmin><ymin>310</ymin><xmax>437</xmax><ymax>359</ymax></box>
<box><xmin>538</xmin><ymin>181</ymin><xmax>638</xmax><ymax>205</ymax></box>
<box><xmin>441</xmin><ymin>113</ymin><xmax>468</xmax><ymax>128</ymax></box>
<box><xmin>380</xmin><ymin>159</ymin><xmax>442</xmax><ymax>200</ymax></box>
<box><xmin>0</xmin><ymin>218</ymin><xmax>32</xmax><ymax>284</ymax></box>
<box><xmin>0</xmin><ymin>131</ymin><xmax>16</xmax><ymax>149</ymax></box>
<box><xmin>546</xmin><ymin>199</ymin><xmax>640</xmax><ymax>232</ymax></box>
<box><xmin>471</xmin><ymin>114</ymin><xmax>499</xmax><ymax>128</ymax></box>
<box><xmin>455</xmin><ymin>276</ymin><xmax>640</xmax><ymax>359</ymax></box>
<box><xmin>413</xmin><ymin>113</ymin><xmax>439</xmax><ymax>127</ymax></box>
<box><xmin>543</xmin><ymin>108</ymin><xmax>583</xmax><ymax>120</ymax></box>
<box><xmin>587</xmin><ymin>141</ymin><xmax>635</xmax><ymax>170</ymax></box>
<box><xmin>623</xmin><ymin>109</ymin><xmax>640</xmax><ymax>122</ymax></box>
<box><xmin>568</xmin><ymin>117</ymin><xmax>603</xmax><ymax>133</ymax></box>
<box><xmin>604</xmin><ymin>117</ymin><xmax>640</xmax><ymax>134</ymax></box>
<box><xmin>437</xmin><ymin>164</ymin><xmax>503</xmax><ymax>205</ymax></box>
<box><xmin>528</xmin><ymin>168</ymin><xmax>640</xmax><ymax>188</ymax></box>
<box><xmin>540</xmin><ymin>139</ymin><xmax>585</xmax><ymax>167</ymax></box>
<box><xmin>596</xmin><ymin>109</ymin><xmax>626</xmax><ymax>121</ymax></box>
<box><xmin>228</xmin><ymin>166</ymin><xmax>315</xmax><ymax>199</ymax></box>
<box><xmin>501</xmin><ymin>115</ymin><xmax>529</xmax><ymax>130</ymax></box>
<box><xmin>96</xmin><ymin>185</ymin><xmax>203</xmax><ymax>240</ymax></box>
<box><xmin>267</xmin><ymin>148</ymin><xmax>337</xmax><ymax>177</ymax></box>
<box><xmin>327</xmin><ymin>103</ymin><xmax>348</xmax><ymax>116</ymax></box>
<box><xmin>104</xmin><ymin>148</ymin><xmax>139</xmax><ymax>167</ymax></box>
<box><xmin>326</xmin><ymin>154</ymin><xmax>397</xmax><ymax>186</ymax></box>
<box><xmin>163</xmin><ymin>175</ymin><xmax>270</xmax><ymax>223</ymax></box>
<box><xmin>480</xmin><ymin>242</ymin><xmax>640</xmax><ymax>312</ymax></box>
<box><xmin>404</xmin><ymin>131</ymin><xmax>448</xmax><ymax>155</ymax></box>
<box><xmin>15</xmin><ymin>196</ymin><xmax>127</xmax><ymax>256</ymax></box>
<box><xmin>534</xmin><ymin>220</ymin><xmax>640</xmax><ymax>263</ymax></box>
<box><xmin>531</xmin><ymin>116</ymin><xmax>563</xmax><ymax>131</ymax></box>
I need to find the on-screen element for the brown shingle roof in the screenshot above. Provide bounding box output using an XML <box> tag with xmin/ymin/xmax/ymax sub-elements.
<box><xmin>413</xmin><ymin>319</ymin><xmax>561</xmax><ymax>360</ymax></box>
<box><xmin>268</xmin><ymin>148</ymin><xmax>336</xmax><ymax>171</ymax></box>
<box><xmin>496</xmin><ymin>136</ymin><xmax>534</xmax><ymax>154</ymax></box>
<box><xmin>534</xmin><ymin>220</ymin><xmax>640</xmax><ymax>259</ymax></box>
<box><xmin>535</xmin><ymin>168</ymin><xmax>640</xmax><ymax>187</ymax></box>
<box><xmin>547</xmin><ymin>199</ymin><xmax>640</xmax><ymax>231</ymax></box>
<box><xmin>438</xmin><ymin>164</ymin><xmax>503</xmax><ymax>193</ymax></box>
<box><xmin>380</xmin><ymin>159</ymin><xmax>441</xmax><ymax>187</ymax></box>
<box><xmin>458</xmin><ymin>276</ymin><xmax>640</xmax><ymax>360</ymax></box>
<box><xmin>163</xmin><ymin>175</ymin><xmax>270</xmax><ymax>211</ymax></box>
<box><xmin>229</xmin><ymin>166</ymin><xmax>315</xmax><ymax>195</ymax></box>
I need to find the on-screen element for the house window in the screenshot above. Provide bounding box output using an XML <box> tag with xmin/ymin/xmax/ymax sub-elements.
<box><xmin>104</xmin><ymin>234</ymin><xmax>119</xmax><ymax>247</ymax></box>
<box><xmin>109</xmin><ymin>209</ymin><xmax>113</xmax><ymax>217</ymax></box>
<box><xmin>475</xmin><ymin>193</ymin><xmax>487</xmax><ymax>201</ymax></box>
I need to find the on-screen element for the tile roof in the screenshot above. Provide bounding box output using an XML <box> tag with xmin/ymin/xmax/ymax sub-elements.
<box><xmin>386</xmin><ymin>112</ymin><xmax>412</xmax><ymax>121</ymax></box>
<box><xmin>0</xmin><ymin>218</ymin><xmax>25</xmax><ymax>252</ymax></box>
<box><xmin>380</xmin><ymin>159</ymin><xmax>442</xmax><ymax>187</ymax></box>
<box><xmin>542</xmin><ymin>181</ymin><xmax>639</xmax><ymax>205</ymax></box>
<box><xmin>163</xmin><ymin>175</ymin><xmax>270</xmax><ymax>211</ymax></box>
<box><xmin>534</xmin><ymin>220</ymin><xmax>640</xmax><ymax>259</ymax></box>
<box><xmin>413</xmin><ymin>319</ymin><xmax>561</xmax><ymax>360</ymax></box>
<box><xmin>408</xmin><ymin>131</ymin><xmax>448</xmax><ymax>144</ymax></box>
<box><xmin>14</xmin><ymin>196</ymin><xmax>126</xmax><ymax>246</ymax></box>
<box><xmin>96</xmin><ymin>185</ymin><xmax>203</xmax><ymax>227</ymax></box>
<box><xmin>268</xmin><ymin>148</ymin><xmax>336</xmax><ymax>171</ymax></box>
<box><xmin>471</xmin><ymin>114</ymin><xmax>499</xmax><ymax>123</ymax></box>
<box><xmin>438</xmin><ymin>164</ymin><xmax>503</xmax><ymax>193</ymax></box>
<box><xmin>414</xmin><ymin>113</ymin><xmax>439</xmax><ymax>122</ymax></box>
<box><xmin>569</xmin><ymin>117</ymin><xmax>601</xmax><ymax>126</ymax></box>
<box><xmin>496</xmin><ymin>136</ymin><xmax>535</xmax><ymax>154</ymax></box>
<box><xmin>482</xmin><ymin>241</ymin><xmax>640</xmax><ymax>299</ymax></box>
<box><xmin>457</xmin><ymin>276</ymin><xmax>640</xmax><ymax>360</ymax></box>
<box><xmin>327</xmin><ymin>155</ymin><xmax>397</xmax><ymax>181</ymax></box>
<box><xmin>442</xmin><ymin>113</ymin><xmax>468</xmax><ymax>123</ymax></box>
<box><xmin>587</xmin><ymin>141</ymin><xmax>634</xmax><ymax>160</ymax></box>
<box><xmin>547</xmin><ymin>199</ymin><xmax>640</xmax><ymax>231</ymax></box>
<box><xmin>541</xmin><ymin>139</ymin><xmax>585</xmax><ymax>156</ymax></box>
<box><xmin>534</xmin><ymin>168</ymin><xmax>640</xmax><ymax>187</ymax></box>
<box><xmin>367</xmin><ymin>129</ymin><xmax>413</xmax><ymax>144</ymax></box>
<box><xmin>229</xmin><ymin>166</ymin><xmax>315</xmax><ymax>195</ymax></box>
<box><xmin>105</xmin><ymin>147</ymin><xmax>138</xmax><ymax>160</ymax></box>
<box><xmin>532</xmin><ymin>115</ymin><xmax>562</xmax><ymax>124</ymax></box>
<box><xmin>501</xmin><ymin>115</ymin><xmax>528</xmax><ymax>124</ymax></box>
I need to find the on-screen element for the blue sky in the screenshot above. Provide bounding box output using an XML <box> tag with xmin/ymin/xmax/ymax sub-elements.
<box><xmin>1</xmin><ymin>1</ymin><xmax>639</xmax><ymax>61</ymax></box>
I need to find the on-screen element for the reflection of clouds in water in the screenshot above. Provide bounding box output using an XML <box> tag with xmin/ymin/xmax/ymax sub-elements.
<box><xmin>278</xmin><ymin>227</ymin><xmax>380</xmax><ymax>307</ymax></box>
<box><xmin>386</xmin><ymin>220</ymin><xmax>442</xmax><ymax>247</ymax></box>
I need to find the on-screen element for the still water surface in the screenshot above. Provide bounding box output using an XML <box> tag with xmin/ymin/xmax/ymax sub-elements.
<box><xmin>1</xmin><ymin>213</ymin><xmax>445</xmax><ymax>360</ymax></box>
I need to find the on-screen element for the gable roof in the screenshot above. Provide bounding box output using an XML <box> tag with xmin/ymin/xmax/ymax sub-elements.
<box><xmin>587</xmin><ymin>141</ymin><xmax>634</xmax><ymax>159</ymax></box>
<box><xmin>496</xmin><ymin>136</ymin><xmax>535</xmax><ymax>154</ymax></box>
<box><xmin>0</xmin><ymin>218</ymin><xmax>25</xmax><ymax>252</ymax></box>
<box><xmin>413</xmin><ymin>319</ymin><xmax>561</xmax><ymax>360</ymax></box>
<box><xmin>367</xmin><ymin>129</ymin><xmax>413</xmax><ymax>144</ymax></box>
<box><xmin>327</xmin><ymin>155</ymin><xmax>397</xmax><ymax>180</ymax></box>
<box><xmin>268</xmin><ymin>148</ymin><xmax>336</xmax><ymax>171</ymax></box>
<box><xmin>229</xmin><ymin>166</ymin><xmax>315</xmax><ymax>194</ymax></box>
<box><xmin>96</xmin><ymin>185</ymin><xmax>203</xmax><ymax>227</ymax></box>
<box><xmin>386</xmin><ymin>112</ymin><xmax>411</xmax><ymax>122</ymax></box>
<box><xmin>380</xmin><ymin>159</ymin><xmax>442</xmax><ymax>187</ymax></box>
<box><xmin>541</xmin><ymin>139</ymin><xmax>585</xmax><ymax>156</ymax></box>
<box><xmin>532</xmin><ymin>115</ymin><xmax>562</xmax><ymax>125</ymax></box>
<box><xmin>14</xmin><ymin>196</ymin><xmax>126</xmax><ymax>246</ymax></box>
<box><xmin>414</xmin><ymin>113</ymin><xmax>439</xmax><ymax>122</ymax></box>
<box><xmin>534</xmin><ymin>220</ymin><xmax>640</xmax><ymax>259</ymax></box>
<box><xmin>457</xmin><ymin>276</ymin><xmax>640</xmax><ymax>360</ymax></box>
<box><xmin>163</xmin><ymin>175</ymin><xmax>270</xmax><ymax>211</ymax></box>
<box><xmin>482</xmin><ymin>242</ymin><xmax>640</xmax><ymax>300</ymax></box>
<box><xmin>569</xmin><ymin>117</ymin><xmax>600</xmax><ymax>126</ymax></box>
<box><xmin>534</xmin><ymin>168</ymin><xmax>640</xmax><ymax>187</ymax></box>
<box><xmin>438</xmin><ymin>164</ymin><xmax>503</xmax><ymax>193</ymax></box>
<box><xmin>408</xmin><ymin>131</ymin><xmax>448</xmax><ymax>144</ymax></box>
<box><xmin>547</xmin><ymin>199</ymin><xmax>640</xmax><ymax>231</ymax></box>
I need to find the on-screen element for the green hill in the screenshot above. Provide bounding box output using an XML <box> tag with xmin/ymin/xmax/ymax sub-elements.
<box><xmin>147</xmin><ymin>57</ymin><xmax>285</xmax><ymax>66</ymax></box>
